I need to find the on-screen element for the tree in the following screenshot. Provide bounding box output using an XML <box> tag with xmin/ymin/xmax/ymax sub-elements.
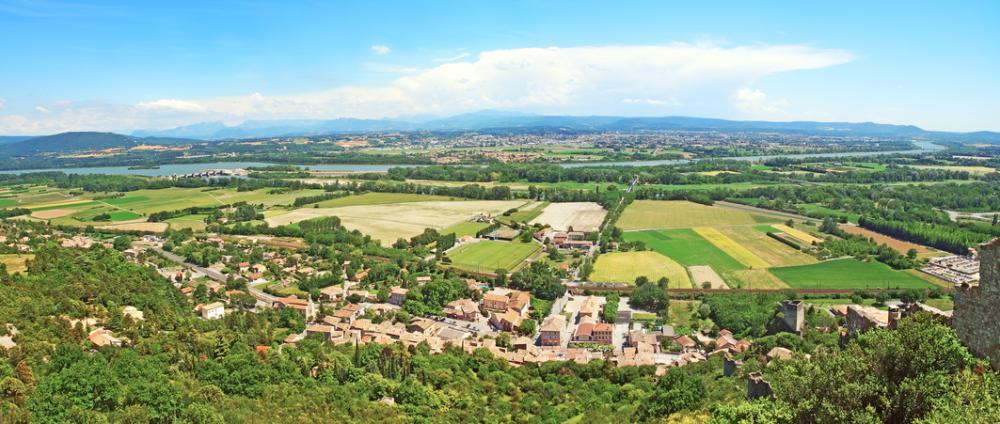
<box><xmin>517</xmin><ymin>319</ymin><xmax>536</xmax><ymax>336</ymax></box>
<box><xmin>629</xmin><ymin>280</ymin><xmax>668</xmax><ymax>312</ymax></box>
<box><xmin>112</xmin><ymin>235</ymin><xmax>131</xmax><ymax>251</ymax></box>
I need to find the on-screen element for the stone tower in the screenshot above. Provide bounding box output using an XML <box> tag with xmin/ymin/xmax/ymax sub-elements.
<box><xmin>779</xmin><ymin>300</ymin><xmax>805</xmax><ymax>335</ymax></box>
<box><xmin>953</xmin><ymin>238</ymin><xmax>1000</xmax><ymax>370</ymax></box>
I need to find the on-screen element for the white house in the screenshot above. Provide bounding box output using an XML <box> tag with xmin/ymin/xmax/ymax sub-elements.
<box><xmin>201</xmin><ymin>302</ymin><xmax>226</xmax><ymax>320</ymax></box>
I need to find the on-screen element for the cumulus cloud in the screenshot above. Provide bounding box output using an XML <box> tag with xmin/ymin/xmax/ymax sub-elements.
<box><xmin>733</xmin><ymin>87</ymin><xmax>789</xmax><ymax>118</ymax></box>
<box><xmin>0</xmin><ymin>43</ymin><xmax>852</xmax><ymax>134</ymax></box>
<box><xmin>370</xmin><ymin>45</ymin><xmax>391</xmax><ymax>55</ymax></box>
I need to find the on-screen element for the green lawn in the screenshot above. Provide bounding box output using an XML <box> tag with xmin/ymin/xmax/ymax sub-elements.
<box><xmin>770</xmin><ymin>258</ymin><xmax>934</xmax><ymax>290</ymax></box>
<box><xmin>498</xmin><ymin>201</ymin><xmax>549</xmax><ymax>223</ymax></box>
<box><xmin>623</xmin><ymin>229</ymin><xmax>746</xmax><ymax>275</ymax></box>
<box><xmin>589</xmin><ymin>251</ymin><xmax>691</xmax><ymax>287</ymax></box>
<box><xmin>108</xmin><ymin>210</ymin><xmax>143</xmax><ymax>221</ymax></box>
<box><xmin>446</xmin><ymin>240</ymin><xmax>541</xmax><ymax>273</ymax></box>
<box><xmin>440</xmin><ymin>221</ymin><xmax>490</xmax><ymax>237</ymax></box>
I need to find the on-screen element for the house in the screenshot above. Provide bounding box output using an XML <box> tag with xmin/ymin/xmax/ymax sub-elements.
<box><xmin>578</xmin><ymin>296</ymin><xmax>601</xmax><ymax>320</ymax></box>
<box><xmin>443</xmin><ymin>298</ymin><xmax>479</xmax><ymax>321</ymax></box>
<box><xmin>351</xmin><ymin>269</ymin><xmax>370</xmax><ymax>282</ymax></box>
<box><xmin>490</xmin><ymin>309</ymin><xmax>523</xmax><ymax>332</ymax></box>
<box><xmin>88</xmin><ymin>328</ymin><xmax>123</xmax><ymax>348</ymax></box>
<box><xmin>201</xmin><ymin>302</ymin><xmax>225</xmax><ymax>320</ymax></box>
<box><xmin>305</xmin><ymin>324</ymin><xmax>336</xmax><ymax>341</ymax></box>
<box><xmin>627</xmin><ymin>330</ymin><xmax>658</xmax><ymax>348</ymax></box>
<box><xmin>319</xmin><ymin>284</ymin><xmax>345</xmax><ymax>302</ymax></box>
<box><xmin>845</xmin><ymin>305</ymin><xmax>889</xmax><ymax>337</ymax></box>
<box><xmin>482</xmin><ymin>291</ymin><xmax>510</xmax><ymax>312</ymax></box>
<box><xmin>673</xmin><ymin>335</ymin><xmax>698</xmax><ymax>353</ymax></box>
<box><xmin>507</xmin><ymin>290</ymin><xmax>531</xmax><ymax>315</ymax></box>
<box><xmin>388</xmin><ymin>287</ymin><xmax>409</xmax><ymax>306</ymax></box>
<box><xmin>272</xmin><ymin>295</ymin><xmax>317</xmax><ymax>321</ymax></box>
<box><xmin>573</xmin><ymin>316</ymin><xmax>596</xmax><ymax>342</ymax></box>
<box><xmin>592</xmin><ymin>323</ymin><xmax>614</xmax><ymax>344</ymax></box>
<box><xmin>122</xmin><ymin>306</ymin><xmax>144</xmax><ymax>321</ymax></box>
<box><xmin>540</xmin><ymin>315</ymin><xmax>566</xmax><ymax>346</ymax></box>
<box><xmin>333</xmin><ymin>303</ymin><xmax>364</xmax><ymax>324</ymax></box>
<box><xmin>407</xmin><ymin>318</ymin><xmax>438</xmax><ymax>335</ymax></box>
<box><xmin>416</xmin><ymin>275</ymin><xmax>432</xmax><ymax>285</ymax></box>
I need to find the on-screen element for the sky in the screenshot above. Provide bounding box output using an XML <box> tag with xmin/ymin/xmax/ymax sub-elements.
<box><xmin>0</xmin><ymin>0</ymin><xmax>997</xmax><ymax>134</ymax></box>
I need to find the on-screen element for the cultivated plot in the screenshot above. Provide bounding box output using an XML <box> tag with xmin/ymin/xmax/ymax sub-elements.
<box><xmin>266</xmin><ymin>200</ymin><xmax>526</xmax><ymax>245</ymax></box>
<box><xmin>693</xmin><ymin>227</ymin><xmax>771</xmax><ymax>269</ymax></box>
<box><xmin>770</xmin><ymin>224</ymin><xmax>822</xmax><ymax>245</ymax></box>
<box><xmin>623</xmin><ymin>229</ymin><xmax>746</xmax><ymax>275</ymax></box>
<box><xmin>688</xmin><ymin>265</ymin><xmax>727</xmax><ymax>289</ymax></box>
<box><xmin>618</xmin><ymin>200</ymin><xmax>762</xmax><ymax>230</ymax></box>
<box><xmin>770</xmin><ymin>258</ymin><xmax>934</xmax><ymax>290</ymax></box>
<box><xmin>589</xmin><ymin>251</ymin><xmax>691</xmax><ymax>287</ymax></box>
<box><xmin>838</xmin><ymin>224</ymin><xmax>934</xmax><ymax>255</ymax></box>
<box><xmin>718</xmin><ymin>226</ymin><xmax>816</xmax><ymax>267</ymax></box>
<box><xmin>529</xmin><ymin>202</ymin><xmax>606</xmax><ymax>232</ymax></box>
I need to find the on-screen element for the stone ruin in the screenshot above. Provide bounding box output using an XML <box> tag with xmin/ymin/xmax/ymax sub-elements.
<box><xmin>953</xmin><ymin>238</ymin><xmax>1000</xmax><ymax>370</ymax></box>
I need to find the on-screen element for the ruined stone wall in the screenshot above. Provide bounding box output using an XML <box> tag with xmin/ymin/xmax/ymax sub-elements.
<box><xmin>953</xmin><ymin>239</ymin><xmax>1000</xmax><ymax>369</ymax></box>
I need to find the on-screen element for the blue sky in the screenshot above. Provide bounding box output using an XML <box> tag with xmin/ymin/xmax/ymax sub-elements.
<box><xmin>0</xmin><ymin>0</ymin><xmax>997</xmax><ymax>134</ymax></box>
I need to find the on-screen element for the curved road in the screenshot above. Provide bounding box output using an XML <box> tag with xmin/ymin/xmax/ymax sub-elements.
<box><xmin>153</xmin><ymin>247</ymin><xmax>278</xmax><ymax>303</ymax></box>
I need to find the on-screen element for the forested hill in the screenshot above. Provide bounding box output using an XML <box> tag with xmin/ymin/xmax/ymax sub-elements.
<box><xmin>0</xmin><ymin>132</ymin><xmax>199</xmax><ymax>156</ymax></box>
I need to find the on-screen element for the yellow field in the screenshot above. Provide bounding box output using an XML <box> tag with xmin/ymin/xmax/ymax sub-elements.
<box><xmin>97</xmin><ymin>222</ymin><xmax>169</xmax><ymax>232</ymax></box>
<box><xmin>693</xmin><ymin>227</ymin><xmax>770</xmax><ymax>269</ymax></box>
<box><xmin>719</xmin><ymin>226</ymin><xmax>817</xmax><ymax>266</ymax></box>
<box><xmin>0</xmin><ymin>254</ymin><xmax>33</xmax><ymax>273</ymax></box>
<box><xmin>589</xmin><ymin>251</ymin><xmax>691</xmax><ymax>288</ymax></box>
<box><xmin>772</xmin><ymin>224</ymin><xmax>822</xmax><ymax>245</ymax></box>
<box><xmin>728</xmin><ymin>269</ymin><xmax>789</xmax><ymax>289</ymax></box>
<box><xmin>31</xmin><ymin>208</ymin><xmax>77</xmax><ymax>219</ymax></box>
<box><xmin>618</xmin><ymin>200</ymin><xmax>759</xmax><ymax>230</ymax></box>
<box><xmin>908</xmin><ymin>165</ymin><xmax>996</xmax><ymax>175</ymax></box>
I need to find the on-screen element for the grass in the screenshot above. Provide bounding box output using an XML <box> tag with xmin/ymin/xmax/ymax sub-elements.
<box><xmin>770</xmin><ymin>259</ymin><xmax>934</xmax><ymax>290</ymax></box>
<box><xmin>440</xmin><ymin>221</ymin><xmax>491</xmax><ymax>237</ymax></box>
<box><xmin>623</xmin><ymin>229</ymin><xmax>746</xmax><ymax>275</ymax></box>
<box><xmin>446</xmin><ymin>240</ymin><xmax>541</xmax><ymax>273</ymax></box>
<box><xmin>923</xmin><ymin>297</ymin><xmax>954</xmax><ymax>311</ymax></box>
<box><xmin>717</xmin><ymin>226</ymin><xmax>817</xmax><ymax>267</ymax></box>
<box><xmin>693</xmin><ymin>227</ymin><xmax>771</xmax><ymax>269</ymax></box>
<box><xmin>165</xmin><ymin>214</ymin><xmax>209</xmax><ymax>231</ymax></box>
<box><xmin>108</xmin><ymin>210</ymin><xmax>143</xmax><ymax>221</ymax></box>
<box><xmin>667</xmin><ymin>300</ymin><xmax>701</xmax><ymax>330</ymax></box>
<box><xmin>771</xmin><ymin>224</ymin><xmax>822</xmax><ymax>245</ymax></box>
<box><xmin>0</xmin><ymin>198</ymin><xmax>15</xmax><ymax>207</ymax></box>
<box><xmin>498</xmin><ymin>201</ymin><xmax>549</xmax><ymax>223</ymax></box>
<box><xmin>797</xmin><ymin>203</ymin><xmax>860</xmax><ymax>223</ymax></box>
<box><xmin>907</xmin><ymin>164</ymin><xmax>997</xmax><ymax>175</ymax></box>
<box><xmin>0</xmin><ymin>254</ymin><xmax>33</xmax><ymax>273</ymax></box>
<box><xmin>589</xmin><ymin>251</ymin><xmax>691</xmax><ymax>287</ymax></box>
<box><xmin>618</xmin><ymin>200</ymin><xmax>761</xmax><ymax>230</ymax></box>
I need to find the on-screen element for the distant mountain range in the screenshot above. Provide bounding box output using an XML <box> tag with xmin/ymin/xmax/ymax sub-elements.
<box><xmin>130</xmin><ymin>111</ymin><xmax>1000</xmax><ymax>142</ymax></box>
<box><xmin>2</xmin><ymin>112</ymin><xmax>998</xmax><ymax>156</ymax></box>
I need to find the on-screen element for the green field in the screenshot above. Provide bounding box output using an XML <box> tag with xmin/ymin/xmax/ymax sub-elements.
<box><xmin>440</xmin><ymin>221</ymin><xmax>490</xmax><ymax>237</ymax></box>
<box><xmin>797</xmin><ymin>203</ymin><xmax>860</xmax><ymax>223</ymax></box>
<box><xmin>589</xmin><ymin>251</ymin><xmax>691</xmax><ymax>287</ymax></box>
<box><xmin>623</xmin><ymin>229</ymin><xmax>746</xmax><ymax>275</ymax></box>
<box><xmin>446</xmin><ymin>240</ymin><xmax>541</xmax><ymax>273</ymax></box>
<box><xmin>165</xmin><ymin>214</ymin><xmax>209</xmax><ymax>231</ymax></box>
<box><xmin>314</xmin><ymin>192</ymin><xmax>453</xmax><ymax>208</ymax></box>
<box><xmin>770</xmin><ymin>259</ymin><xmax>934</xmax><ymax>290</ymax></box>
<box><xmin>0</xmin><ymin>254</ymin><xmax>33</xmax><ymax>273</ymax></box>
<box><xmin>498</xmin><ymin>201</ymin><xmax>549</xmax><ymax>223</ymax></box>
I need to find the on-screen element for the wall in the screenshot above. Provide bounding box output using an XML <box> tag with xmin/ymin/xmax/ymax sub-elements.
<box><xmin>953</xmin><ymin>239</ymin><xmax>1000</xmax><ymax>370</ymax></box>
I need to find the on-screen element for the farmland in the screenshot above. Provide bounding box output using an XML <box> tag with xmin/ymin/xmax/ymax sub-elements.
<box><xmin>617</xmin><ymin>200</ymin><xmax>777</xmax><ymax>230</ymax></box>
<box><xmin>769</xmin><ymin>258</ymin><xmax>934</xmax><ymax>290</ymax></box>
<box><xmin>0</xmin><ymin>253</ymin><xmax>33</xmax><ymax>273</ymax></box>
<box><xmin>529</xmin><ymin>202</ymin><xmax>606</xmax><ymax>232</ymax></box>
<box><xmin>623</xmin><ymin>229</ymin><xmax>745</xmax><ymax>275</ymax></box>
<box><xmin>717</xmin><ymin>226</ymin><xmax>817</xmax><ymax>267</ymax></box>
<box><xmin>266</xmin><ymin>199</ymin><xmax>526</xmax><ymax>245</ymax></box>
<box><xmin>445</xmin><ymin>240</ymin><xmax>541</xmax><ymax>274</ymax></box>
<box><xmin>692</xmin><ymin>227</ymin><xmax>770</xmax><ymax>269</ymax></box>
<box><xmin>589</xmin><ymin>251</ymin><xmax>691</xmax><ymax>288</ymax></box>
<box><xmin>838</xmin><ymin>224</ymin><xmax>935</xmax><ymax>255</ymax></box>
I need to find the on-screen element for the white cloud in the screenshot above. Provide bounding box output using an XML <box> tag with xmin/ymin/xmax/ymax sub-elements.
<box><xmin>0</xmin><ymin>43</ymin><xmax>852</xmax><ymax>134</ymax></box>
<box><xmin>622</xmin><ymin>97</ymin><xmax>680</xmax><ymax>107</ymax></box>
<box><xmin>370</xmin><ymin>45</ymin><xmax>391</xmax><ymax>55</ymax></box>
<box><xmin>733</xmin><ymin>87</ymin><xmax>789</xmax><ymax>118</ymax></box>
<box><xmin>432</xmin><ymin>52</ymin><xmax>471</xmax><ymax>62</ymax></box>
<box><xmin>0</xmin><ymin>98</ymin><xmax>5</xmax><ymax>110</ymax></box>
<box><xmin>136</xmin><ymin>99</ymin><xmax>207</xmax><ymax>112</ymax></box>
<box><xmin>35</xmin><ymin>105</ymin><xmax>50</xmax><ymax>113</ymax></box>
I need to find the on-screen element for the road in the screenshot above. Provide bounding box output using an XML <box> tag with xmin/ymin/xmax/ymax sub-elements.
<box><xmin>152</xmin><ymin>247</ymin><xmax>278</xmax><ymax>304</ymax></box>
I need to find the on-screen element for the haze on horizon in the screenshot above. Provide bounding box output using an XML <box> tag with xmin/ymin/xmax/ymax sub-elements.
<box><xmin>0</xmin><ymin>0</ymin><xmax>997</xmax><ymax>135</ymax></box>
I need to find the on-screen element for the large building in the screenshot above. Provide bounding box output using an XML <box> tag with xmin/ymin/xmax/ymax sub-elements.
<box><xmin>953</xmin><ymin>239</ymin><xmax>1000</xmax><ymax>369</ymax></box>
<box><xmin>539</xmin><ymin>315</ymin><xmax>566</xmax><ymax>346</ymax></box>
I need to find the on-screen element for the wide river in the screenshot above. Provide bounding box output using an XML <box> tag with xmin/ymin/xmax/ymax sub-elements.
<box><xmin>0</xmin><ymin>141</ymin><xmax>944</xmax><ymax>176</ymax></box>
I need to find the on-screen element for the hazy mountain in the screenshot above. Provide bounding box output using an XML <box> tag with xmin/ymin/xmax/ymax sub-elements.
<box><xmin>0</xmin><ymin>136</ymin><xmax>33</xmax><ymax>145</ymax></box>
<box><xmin>126</xmin><ymin>112</ymin><xmax>1000</xmax><ymax>142</ymax></box>
<box><xmin>0</xmin><ymin>132</ymin><xmax>200</xmax><ymax>156</ymax></box>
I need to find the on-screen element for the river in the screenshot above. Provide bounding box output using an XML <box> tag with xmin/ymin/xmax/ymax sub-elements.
<box><xmin>0</xmin><ymin>141</ymin><xmax>945</xmax><ymax>176</ymax></box>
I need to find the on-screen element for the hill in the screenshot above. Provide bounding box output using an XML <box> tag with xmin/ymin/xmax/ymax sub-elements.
<box><xmin>0</xmin><ymin>132</ymin><xmax>200</xmax><ymax>156</ymax></box>
<box><xmin>130</xmin><ymin>112</ymin><xmax>1000</xmax><ymax>142</ymax></box>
